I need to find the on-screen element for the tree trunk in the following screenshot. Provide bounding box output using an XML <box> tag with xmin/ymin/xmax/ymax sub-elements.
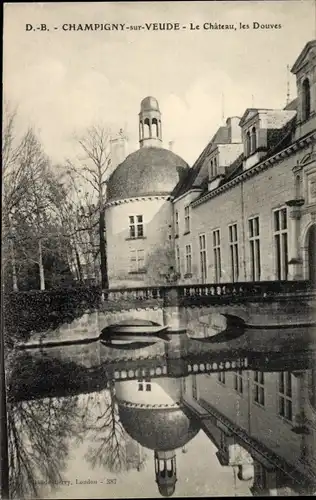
<box><xmin>10</xmin><ymin>238</ymin><xmax>18</xmax><ymax>291</ymax></box>
<box><xmin>38</xmin><ymin>238</ymin><xmax>45</xmax><ymax>290</ymax></box>
<box><xmin>74</xmin><ymin>247</ymin><xmax>83</xmax><ymax>282</ymax></box>
<box><xmin>99</xmin><ymin>209</ymin><xmax>108</xmax><ymax>289</ymax></box>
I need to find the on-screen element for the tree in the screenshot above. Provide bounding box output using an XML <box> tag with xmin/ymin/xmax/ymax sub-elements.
<box><xmin>66</xmin><ymin>125</ymin><xmax>114</xmax><ymax>290</ymax></box>
<box><xmin>3</xmin><ymin>102</ymin><xmax>75</xmax><ymax>291</ymax></box>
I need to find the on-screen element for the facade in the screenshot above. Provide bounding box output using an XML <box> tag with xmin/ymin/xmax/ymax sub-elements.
<box><xmin>105</xmin><ymin>39</ymin><xmax>316</xmax><ymax>290</ymax></box>
<box><xmin>173</xmin><ymin>40</ymin><xmax>316</xmax><ymax>286</ymax></box>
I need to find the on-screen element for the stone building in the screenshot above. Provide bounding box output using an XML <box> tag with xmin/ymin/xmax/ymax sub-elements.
<box><xmin>173</xmin><ymin>39</ymin><xmax>316</xmax><ymax>286</ymax></box>
<box><xmin>104</xmin><ymin>39</ymin><xmax>316</xmax><ymax>290</ymax></box>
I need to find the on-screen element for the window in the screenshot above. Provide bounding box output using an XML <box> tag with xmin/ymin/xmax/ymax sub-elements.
<box><xmin>302</xmin><ymin>78</ymin><xmax>311</xmax><ymax>121</ymax></box>
<box><xmin>199</xmin><ymin>234</ymin><xmax>207</xmax><ymax>283</ymax></box>
<box><xmin>175</xmin><ymin>210</ymin><xmax>179</xmax><ymax>236</ymax></box>
<box><xmin>213</xmin><ymin>229</ymin><xmax>221</xmax><ymax>282</ymax></box>
<box><xmin>246</xmin><ymin>130</ymin><xmax>251</xmax><ymax>156</ymax></box>
<box><xmin>184</xmin><ymin>206</ymin><xmax>190</xmax><ymax>233</ymax></box>
<box><xmin>218</xmin><ymin>371</ymin><xmax>226</xmax><ymax>384</ymax></box>
<box><xmin>210</xmin><ymin>159</ymin><xmax>214</xmax><ymax>178</ymax></box>
<box><xmin>274</xmin><ymin>208</ymin><xmax>288</xmax><ymax>280</ymax></box>
<box><xmin>130</xmin><ymin>249</ymin><xmax>145</xmax><ymax>273</ymax></box>
<box><xmin>214</xmin><ymin>157</ymin><xmax>217</xmax><ymax>176</ymax></box>
<box><xmin>185</xmin><ymin>244</ymin><xmax>192</xmax><ymax>275</ymax></box>
<box><xmin>253</xmin><ymin>371</ymin><xmax>265</xmax><ymax>406</ymax></box>
<box><xmin>138</xmin><ymin>377</ymin><xmax>151</xmax><ymax>392</ymax></box>
<box><xmin>251</xmin><ymin>126</ymin><xmax>257</xmax><ymax>152</ymax></box>
<box><xmin>249</xmin><ymin>216</ymin><xmax>261</xmax><ymax>281</ymax></box>
<box><xmin>234</xmin><ymin>370</ymin><xmax>243</xmax><ymax>394</ymax></box>
<box><xmin>229</xmin><ymin>224</ymin><xmax>239</xmax><ymax>282</ymax></box>
<box><xmin>278</xmin><ymin>372</ymin><xmax>293</xmax><ymax>421</ymax></box>
<box><xmin>176</xmin><ymin>246</ymin><xmax>180</xmax><ymax>274</ymax></box>
<box><xmin>129</xmin><ymin>215</ymin><xmax>144</xmax><ymax>238</ymax></box>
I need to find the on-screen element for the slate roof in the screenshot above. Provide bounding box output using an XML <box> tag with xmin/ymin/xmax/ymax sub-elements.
<box><xmin>175</xmin><ymin>99</ymin><xmax>298</xmax><ymax>202</ymax></box>
<box><xmin>107</xmin><ymin>147</ymin><xmax>189</xmax><ymax>202</ymax></box>
<box><xmin>172</xmin><ymin>125</ymin><xmax>231</xmax><ymax>198</ymax></box>
<box><xmin>118</xmin><ymin>404</ymin><xmax>200</xmax><ymax>451</ymax></box>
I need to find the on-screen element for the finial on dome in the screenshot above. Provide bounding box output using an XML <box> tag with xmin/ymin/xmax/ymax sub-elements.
<box><xmin>139</xmin><ymin>96</ymin><xmax>162</xmax><ymax>148</ymax></box>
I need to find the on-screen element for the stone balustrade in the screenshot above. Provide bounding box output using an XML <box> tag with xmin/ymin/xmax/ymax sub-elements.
<box><xmin>104</xmin><ymin>280</ymin><xmax>315</xmax><ymax>310</ymax></box>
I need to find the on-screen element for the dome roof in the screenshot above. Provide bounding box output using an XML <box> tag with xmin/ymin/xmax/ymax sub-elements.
<box><xmin>118</xmin><ymin>405</ymin><xmax>200</xmax><ymax>451</ymax></box>
<box><xmin>107</xmin><ymin>147</ymin><xmax>189</xmax><ymax>202</ymax></box>
<box><xmin>141</xmin><ymin>96</ymin><xmax>160</xmax><ymax>111</ymax></box>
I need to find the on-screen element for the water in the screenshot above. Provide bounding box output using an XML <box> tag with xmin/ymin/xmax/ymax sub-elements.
<box><xmin>5</xmin><ymin>316</ymin><xmax>316</xmax><ymax>498</ymax></box>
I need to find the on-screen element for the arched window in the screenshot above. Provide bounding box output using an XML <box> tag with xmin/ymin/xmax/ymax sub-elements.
<box><xmin>251</xmin><ymin>127</ymin><xmax>257</xmax><ymax>153</ymax></box>
<box><xmin>152</xmin><ymin>118</ymin><xmax>159</xmax><ymax>137</ymax></box>
<box><xmin>246</xmin><ymin>131</ymin><xmax>251</xmax><ymax>156</ymax></box>
<box><xmin>302</xmin><ymin>78</ymin><xmax>311</xmax><ymax>121</ymax></box>
<box><xmin>144</xmin><ymin>118</ymin><xmax>150</xmax><ymax>138</ymax></box>
<box><xmin>139</xmin><ymin>120</ymin><xmax>143</xmax><ymax>140</ymax></box>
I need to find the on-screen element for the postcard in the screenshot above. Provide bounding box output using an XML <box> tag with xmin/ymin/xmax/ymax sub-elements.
<box><xmin>2</xmin><ymin>1</ymin><xmax>316</xmax><ymax>498</ymax></box>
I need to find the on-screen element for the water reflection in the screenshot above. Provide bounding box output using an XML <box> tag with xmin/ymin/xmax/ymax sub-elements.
<box><xmin>8</xmin><ymin>394</ymin><xmax>82</xmax><ymax>499</ymax></box>
<box><xmin>6</xmin><ymin>329</ymin><xmax>316</xmax><ymax>499</ymax></box>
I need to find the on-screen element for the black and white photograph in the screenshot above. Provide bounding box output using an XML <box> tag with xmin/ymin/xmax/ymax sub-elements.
<box><xmin>2</xmin><ymin>0</ymin><xmax>316</xmax><ymax>498</ymax></box>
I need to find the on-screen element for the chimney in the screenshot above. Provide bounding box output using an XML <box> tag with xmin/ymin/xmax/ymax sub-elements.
<box><xmin>110</xmin><ymin>129</ymin><xmax>128</xmax><ymax>172</ymax></box>
<box><xmin>226</xmin><ymin>117</ymin><xmax>241</xmax><ymax>143</ymax></box>
<box><xmin>168</xmin><ymin>140</ymin><xmax>174</xmax><ymax>151</ymax></box>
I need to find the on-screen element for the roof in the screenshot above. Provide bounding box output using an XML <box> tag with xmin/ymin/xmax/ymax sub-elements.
<box><xmin>193</xmin><ymin>111</ymin><xmax>297</xmax><ymax>204</ymax></box>
<box><xmin>106</xmin><ymin>147</ymin><xmax>189</xmax><ymax>202</ymax></box>
<box><xmin>291</xmin><ymin>40</ymin><xmax>316</xmax><ymax>74</ymax></box>
<box><xmin>172</xmin><ymin>125</ymin><xmax>230</xmax><ymax>198</ymax></box>
<box><xmin>140</xmin><ymin>96</ymin><xmax>160</xmax><ymax>111</ymax></box>
<box><xmin>118</xmin><ymin>405</ymin><xmax>200</xmax><ymax>451</ymax></box>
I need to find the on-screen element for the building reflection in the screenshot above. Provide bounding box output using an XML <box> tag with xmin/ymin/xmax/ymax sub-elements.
<box><xmin>115</xmin><ymin>376</ymin><xmax>201</xmax><ymax>497</ymax></box>
<box><xmin>111</xmin><ymin>351</ymin><xmax>316</xmax><ymax>496</ymax></box>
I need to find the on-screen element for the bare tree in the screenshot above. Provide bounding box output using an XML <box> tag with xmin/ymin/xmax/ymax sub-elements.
<box><xmin>66</xmin><ymin>125</ymin><xmax>114</xmax><ymax>289</ymax></box>
<box><xmin>3</xmin><ymin>104</ymin><xmax>75</xmax><ymax>290</ymax></box>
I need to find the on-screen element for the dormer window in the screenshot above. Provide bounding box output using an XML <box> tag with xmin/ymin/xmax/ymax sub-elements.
<box><xmin>251</xmin><ymin>126</ymin><xmax>257</xmax><ymax>152</ymax></box>
<box><xmin>210</xmin><ymin>159</ymin><xmax>214</xmax><ymax>177</ymax></box>
<box><xmin>245</xmin><ymin>127</ymin><xmax>257</xmax><ymax>157</ymax></box>
<box><xmin>246</xmin><ymin>130</ymin><xmax>251</xmax><ymax>156</ymax></box>
<box><xmin>302</xmin><ymin>78</ymin><xmax>311</xmax><ymax>121</ymax></box>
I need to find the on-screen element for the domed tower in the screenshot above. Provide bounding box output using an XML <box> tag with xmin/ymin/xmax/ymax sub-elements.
<box><xmin>105</xmin><ymin>97</ymin><xmax>189</xmax><ymax>289</ymax></box>
<box><xmin>115</xmin><ymin>377</ymin><xmax>200</xmax><ymax>497</ymax></box>
<box><xmin>139</xmin><ymin>96</ymin><xmax>162</xmax><ymax>148</ymax></box>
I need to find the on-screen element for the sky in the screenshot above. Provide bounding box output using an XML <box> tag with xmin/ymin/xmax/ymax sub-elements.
<box><xmin>3</xmin><ymin>0</ymin><xmax>316</xmax><ymax>166</ymax></box>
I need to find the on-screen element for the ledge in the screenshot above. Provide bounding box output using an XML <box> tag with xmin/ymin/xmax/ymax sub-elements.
<box><xmin>125</xmin><ymin>236</ymin><xmax>147</xmax><ymax>241</ymax></box>
<box><xmin>183</xmin><ymin>231</ymin><xmax>191</xmax><ymax>236</ymax></box>
<box><xmin>128</xmin><ymin>270</ymin><xmax>147</xmax><ymax>275</ymax></box>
